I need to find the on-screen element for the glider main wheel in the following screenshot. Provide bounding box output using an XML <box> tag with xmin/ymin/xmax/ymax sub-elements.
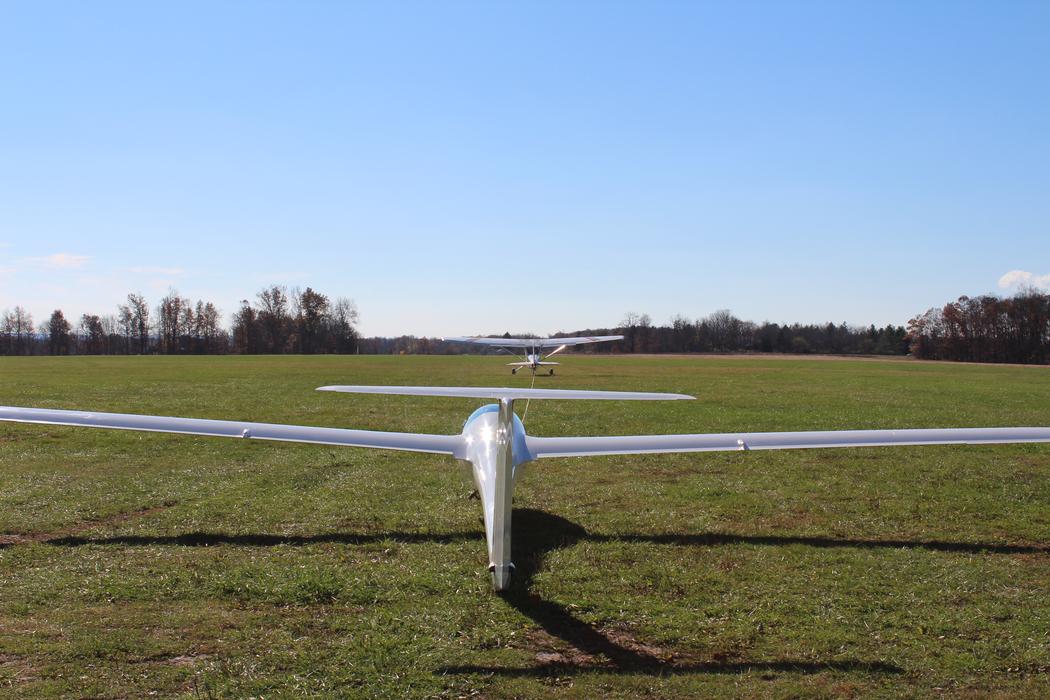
<box><xmin>549</xmin><ymin>369</ymin><xmax>555</xmax><ymax>375</ymax></box>
<box><xmin>511</xmin><ymin>368</ymin><xmax>517</xmax><ymax>375</ymax></box>
<box><xmin>489</xmin><ymin>562</ymin><xmax>515</xmax><ymax>592</ymax></box>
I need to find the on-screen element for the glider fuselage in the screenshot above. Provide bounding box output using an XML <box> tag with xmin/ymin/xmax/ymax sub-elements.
<box><xmin>459</xmin><ymin>400</ymin><xmax>532</xmax><ymax>591</ymax></box>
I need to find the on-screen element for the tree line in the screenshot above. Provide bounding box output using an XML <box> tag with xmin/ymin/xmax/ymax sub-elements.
<box><xmin>5</xmin><ymin>288</ymin><xmax>1050</xmax><ymax>364</ymax></box>
<box><xmin>356</xmin><ymin>311</ymin><xmax>909</xmax><ymax>356</ymax></box>
<box><xmin>907</xmin><ymin>288</ymin><xmax>1050</xmax><ymax>364</ymax></box>
<box><xmin>231</xmin><ymin>285</ymin><xmax>359</xmax><ymax>354</ymax></box>
<box><xmin>589</xmin><ymin>311</ymin><xmax>909</xmax><ymax>355</ymax></box>
<box><xmin>0</xmin><ymin>285</ymin><xmax>358</xmax><ymax>356</ymax></box>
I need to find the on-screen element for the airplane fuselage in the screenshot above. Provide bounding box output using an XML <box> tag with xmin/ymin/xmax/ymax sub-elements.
<box><xmin>443</xmin><ymin>334</ymin><xmax>623</xmax><ymax>376</ymax></box>
<box><xmin>509</xmin><ymin>349</ymin><xmax>558</xmax><ymax>375</ymax></box>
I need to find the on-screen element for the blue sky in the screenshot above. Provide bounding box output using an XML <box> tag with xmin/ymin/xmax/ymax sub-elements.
<box><xmin>1</xmin><ymin>1</ymin><xmax>1047</xmax><ymax>337</ymax></box>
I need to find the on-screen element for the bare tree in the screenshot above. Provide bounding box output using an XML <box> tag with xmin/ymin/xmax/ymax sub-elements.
<box><xmin>4</xmin><ymin>306</ymin><xmax>35</xmax><ymax>355</ymax></box>
<box><xmin>908</xmin><ymin>288</ymin><xmax>1050</xmax><ymax>364</ymax></box>
<box><xmin>126</xmin><ymin>293</ymin><xmax>151</xmax><ymax>353</ymax></box>
<box><xmin>705</xmin><ymin>309</ymin><xmax>739</xmax><ymax>352</ymax></box>
<box><xmin>670</xmin><ymin>314</ymin><xmax>694</xmax><ymax>352</ymax></box>
<box><xmin>194</xmin><ymin>301</ymin><xmax>223</xmax><ymax>353</ymax></box>
<box><xmin>232</xmin><ymin>300</ymin><xmax>261</xmax><ymax>354</ymax></box>
<box><xmin>0</xmin><ymin>311</ymin><xmax>9</xmax><ymax>355</ymax></box>
<box><xmin>155</xmin><ymin>290</ymin><xmax>189</xmax><ymax>354</ymax></box>
<box><xmin>329</xmin><ymin>297</ymin><xmax>360</xmax><ymax>353</ymax></box>
<box><xmin>256</xmin><ymin>285</ymin><xmax>290</xmax><ymax>353</ymax></box>
<box><xmin>178</xmin><ymin>303</ymin><xmax>195</xmax><ymax>353</ymax></box>
<box><xmin>100</xmin><ymin>314</ymin><xmax>119</xmax><ymax>354</ymax></box>
<box><xmin>619</xmin><ymin>311</ymin><xmax>650</xmax><ymax>353</ymax></box>
<box><xmin>117</xmin><ymin>304</ymin><xmax>135</xmax><ymax>354</ymax></box>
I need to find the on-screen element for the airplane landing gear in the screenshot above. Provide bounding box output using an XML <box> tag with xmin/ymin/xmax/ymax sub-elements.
<box><xmin>511</xmin><ymin>368</ymin><xmax>517</xmax><ymax>375</ymax></box>
<box><xmin>549</xmin><ymin>369</ymin><xmax>555</xmax><ymax>376</ymax></box>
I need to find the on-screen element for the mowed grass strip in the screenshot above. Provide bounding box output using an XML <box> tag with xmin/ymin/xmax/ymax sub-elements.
<box><xmin>0</xmin><ymin>354</ymin><xmax>1048</xmax><ymax>698</ymax></box>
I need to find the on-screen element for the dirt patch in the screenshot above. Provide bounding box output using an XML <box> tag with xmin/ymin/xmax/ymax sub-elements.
<box><xmin>523</xmin><ymin>624</ymin><xmax>677</xmax><ymax>669</ymax></box>
<box><xmin>760</xmin><ymin>506</ymin><xmax>819</xmax><ymax>530</ymax></box>
<box><xmin>0</xmin><ymin>653</ymin><xmax>37</xmax><ymax>684</ymax></box>
<box><xmin>1011</xmin><ymin>551</ymin><xmax>1050</xmax><ymax>567</ymax></box>
<box><xmin>0</xmin><ymin>429</ymin><xmax>60</xmax><ymax>443</ymax></box>
<box><xmin>164</xmin><ymin>654</ymin><xmax>211</xmax><ymax>667</ymax></box>
<box><xmin>997</xmin><ymin>664</ymin><xmax>1050</xmax><ymax>675</ymax></box>
<box><xmin>0</xmin><ymin>503</ymin><xmax>174</xmax><ymax>547</ymax></box>
<box><xmin>717</xmin><ymin>555</ymin><xmax>742</xmax><ymax>572</ymax></box>
<box><xmin>526</xmin><ymin>628</ymin><xmax>598</xmax><ymax>666</ymax></box>
<box><xmin>604</xmin><ymin>627</ymin><xmax>675</xmax><ymax>663</ymax></box>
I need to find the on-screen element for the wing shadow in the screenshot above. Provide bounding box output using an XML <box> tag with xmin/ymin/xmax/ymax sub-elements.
<box><xmin>12</xmin><ymin>507</ymin><xmax>1043</xmax><ymax>677</ymax></box>
<box><xmin>480</xmin><ymin>508</ymin><xmax>909</xmax><ymax>676</ymax></box>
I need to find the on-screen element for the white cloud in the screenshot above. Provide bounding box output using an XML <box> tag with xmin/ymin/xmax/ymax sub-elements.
<box><xmin>24</xmin><ymin>252</ymin><xmax>91</xmax><ymax>269</ymax></box>
<box><xmin>999</xmin><ymin>270</ymin><xmax>1050</xmax><ymax>291</ymax></box>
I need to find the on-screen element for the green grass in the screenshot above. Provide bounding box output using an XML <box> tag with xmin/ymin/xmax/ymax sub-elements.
<box><xmin>1</xmin><ymin>354</ymin><xmax>1049</xmax><ymax>697</ymax></box>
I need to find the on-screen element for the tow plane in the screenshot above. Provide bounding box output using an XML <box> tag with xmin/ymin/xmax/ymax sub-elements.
<box><xmin>442</xmin><ymin>335</ymin><xmax>623</xmax><ymax>374</ymax></box>
<box><xmin>3</xmin><ymin>386</ymin><xmax>1050</xmax><ymax>592</ymax></box>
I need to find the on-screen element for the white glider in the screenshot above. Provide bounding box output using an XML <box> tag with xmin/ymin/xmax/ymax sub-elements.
<box><xmin>2</xmin><ymin>386</ymin><xmax>1049</xmax><ymax>591</ymax></box>
<box><xmin>442</xmin><ymin>335</ymin><xmax>623</xmax><ymax>375</ymax></box>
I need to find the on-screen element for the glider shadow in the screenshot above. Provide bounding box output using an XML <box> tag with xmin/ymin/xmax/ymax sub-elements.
<box><xmin>461</xmin><ymin>508</ymin><xmax>906</xmax><ymax>677</ymax></box>
<box><xmin>12</xmin><ymin>508</ymin><xmax>1045</xmax><ymax>676</ymax></box>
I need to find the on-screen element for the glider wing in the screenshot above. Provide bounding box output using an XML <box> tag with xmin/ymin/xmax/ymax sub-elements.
<box><xmin>0</xmin><ymin>406</ymin><xmax>461</xmax><ymax>456</ymax></box>
<box><xmin>526</xmin><ymin>427</ymin><xmax>1050</xmax><ymax>458</ymax></box>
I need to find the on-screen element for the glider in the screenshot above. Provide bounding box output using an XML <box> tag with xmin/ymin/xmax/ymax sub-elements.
<box><xmin>2</xmin><ymin>386</ymin><xmax>1050</xmax><ymax>591</ymax></box>
<box><xmin>441</xmin><ymin>335</ymin><xmax>623</xmax><ymax>375</ymax></box>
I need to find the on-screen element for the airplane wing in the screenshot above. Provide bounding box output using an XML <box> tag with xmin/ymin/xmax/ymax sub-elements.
<box><xmin>536</xmin><ymin>335</ymin><xmax>623</xmax><ymax>348</ymax></box>
<box><xmin>317</xmin><ymin>386</ymin><xmax>693</xmax><ymax>400</ymax></box>
<box><xmin>442</xmin><ymin>336</ymin><xmax>537</xmax><ymax>348</ymax></box>
<box><xmin>0</xmin><ymin>406</ymin><xmax>462</xmax><ymax>456</ymax></box>
<box><xmin>442</xmin><ymin>335</ymin><xmax>623</xmax><ymax>349</ymax></box>
<box><xmin>526</xmin><ymin>427</ymin><xmax>1050</xmax><ymax>458</ymax></box>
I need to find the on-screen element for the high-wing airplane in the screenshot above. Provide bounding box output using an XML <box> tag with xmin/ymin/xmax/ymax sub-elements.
<box><xmin>2</xmin><ymin>385</ymin><xmax>1049</xmax><ymax>592</ymax></box>
<box><xmin>442</xmin><ymin>335</ymin><xmax>623</xmax><ymax>374</ymax></box>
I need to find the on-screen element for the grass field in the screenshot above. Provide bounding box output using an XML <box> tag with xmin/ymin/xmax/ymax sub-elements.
<box><xmin>0</xmin><ymin>354</ymin><xmax>1049</xmax><ymax>698</ymax></box>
